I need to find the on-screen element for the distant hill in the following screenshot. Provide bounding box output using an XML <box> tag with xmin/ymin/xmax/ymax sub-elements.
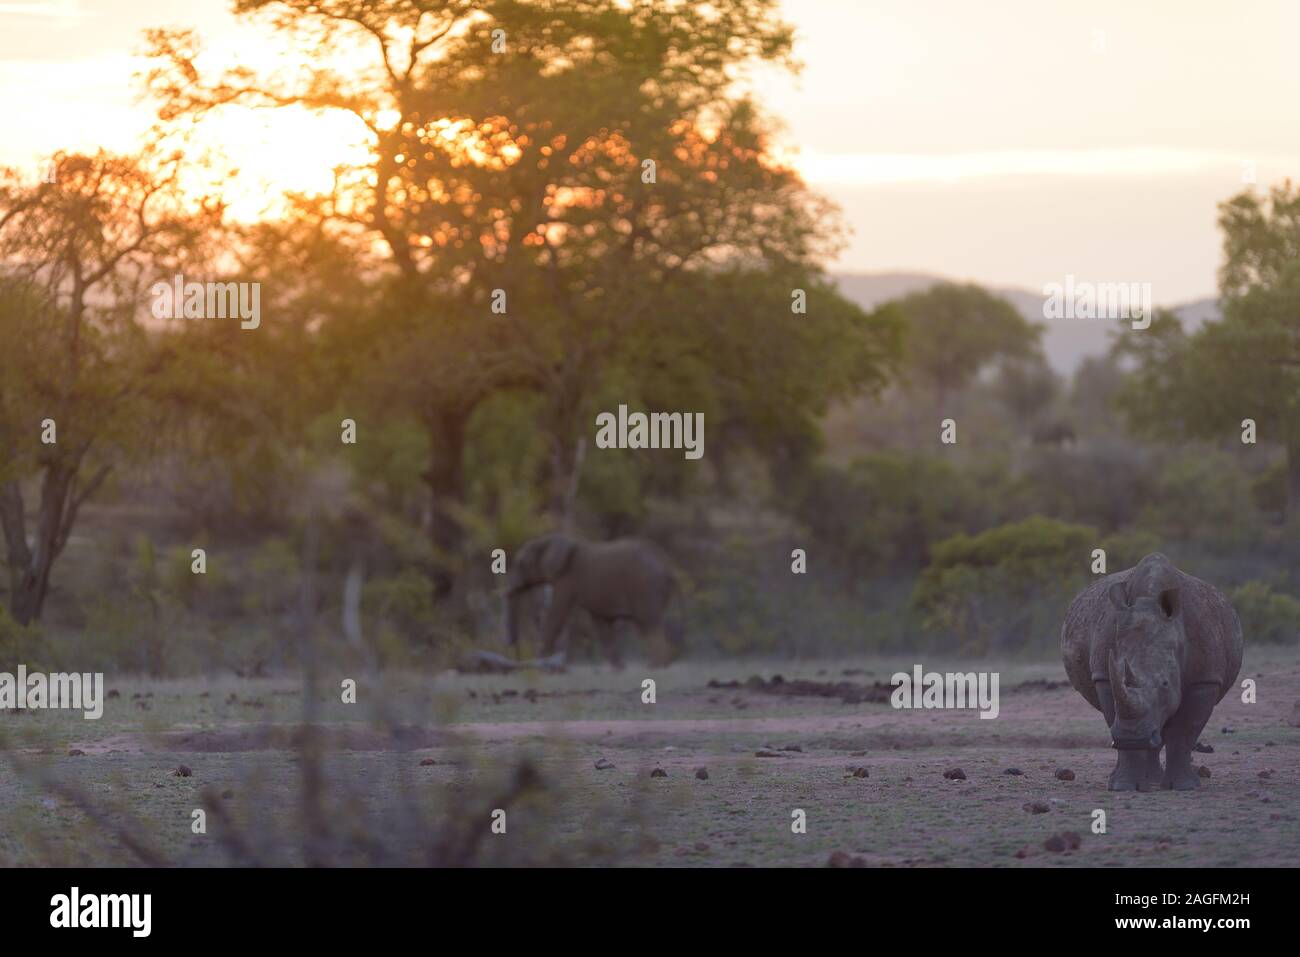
<box><xmin>831</xmin><ymin>271</ymin><xmax>1220</xmax><ymax>375</ymax></box>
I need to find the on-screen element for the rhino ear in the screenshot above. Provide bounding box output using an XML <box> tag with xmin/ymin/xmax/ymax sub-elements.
<box><xmin>1159</xmin><ymin>587</ymin><xmax>1181</xmax><ymax>619</ymax></box>
<box><xmin>1107</xmin><ymin>582</ymin><xmax>1130</xmax><ymax>611</ymax></box>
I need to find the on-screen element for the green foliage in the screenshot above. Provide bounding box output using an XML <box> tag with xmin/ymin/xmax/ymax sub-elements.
<box><xmin>1231</xmin><ymin>581</ymin><xmax>1300</xmax><ymax>645</ymax></box>
<box><xmin>896</xmin><ymin>283</ymin><xmax>1043</xmax><ymax>404</ymax></box>
<box><xmin>1136</xmin><ymin>451</ymin><xmax>1261</xmax><ymax>544</ymax></box>
<box><xmin>793</xmin><ymin>453</ymin><xmax>1006</xmax><ymax>576</ymax></box>
<box><xmin>913</xmin><ymin>516</ymin><xmax>1096</xmax><ymax>653</ymax></box>
<box><xmin>1017</xmin><ymin>441</ymin><xmax>1157</xmax><ymax>532</ymax></box>
<box><xmin>0</xmin><ymin>603</ymin><xmax>45</xmax><ymax>669</ymax></box>
<box><xmin>1096</xmin><ymin>529</ymin><xmax>1163</xmax><ymax>571</ymax></box>
<box><xmin>364</xmin><ymin>568</ymin><xmax>439</xmax><ymax>651</ymax></box>
<box><xmin>1250</xmin><ymin>459</ymin><xmax>1288</xmax><ymax>517</ymax></box>
<box><xmin>242</xmin><ymin>538</ymin><xmax>301</xmax><ymax>618</ymax></box>
<box><xmin>1117</xmin><ymin>180</ymin><xmax>1300</xmax><ymax>520</ymax></box>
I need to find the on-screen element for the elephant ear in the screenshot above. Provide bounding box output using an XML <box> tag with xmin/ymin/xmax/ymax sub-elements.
<box><xmin>540</xmin><ymin>535</ymin><xmax>577</xmax><ymax>579</ymax></box>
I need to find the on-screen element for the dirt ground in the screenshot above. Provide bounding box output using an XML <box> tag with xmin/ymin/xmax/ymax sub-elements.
<box><xmin>1</xmin><ymin>647</ymin><xmax>1296</xmax><ymax>867</ymax></box>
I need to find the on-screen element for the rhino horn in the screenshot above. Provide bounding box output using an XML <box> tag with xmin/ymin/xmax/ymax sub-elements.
<box><xmin>1108</xmin><ymin>650</ymin><xmax>1142</xmax><ymax>719</ymax></box>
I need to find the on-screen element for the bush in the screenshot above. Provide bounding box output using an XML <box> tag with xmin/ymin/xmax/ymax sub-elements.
<box><xmin>791</xmin><ymin>453</ymin><xmax>1006</xmax><ymax>577</ymax></box>
<box><xmin>913</xmin><ymin>516</ymin><xmax>1096</xmax><ymax>653</ymax></box>
<box><xmin>365</xmin><ymin>568</ymin><xmax>435</xmax><ymax>636</ymax></box>
<box><xmin>1231</xmin><ymin>581</ymin><xmax>1300</xmax><ymax>644</ymax></box>
<box><xmin>0</xmin><ymin>602</ymin><xmax>47</xmax><ymax>670</ymax></box>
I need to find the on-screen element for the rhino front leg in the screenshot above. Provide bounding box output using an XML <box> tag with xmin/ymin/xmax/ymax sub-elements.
<box><xmin>1098</xmin><ymin>680</ymin><xmax>1162</xmax><ymax>790</ymax></box>
<box><xmin>1142</xmin><ymin>749</ymin><xmax>1164</xmax><ymax>789</ymax></box>
<box><xmin>1162</xmin><ymin>682</ymin><xmax>1218</xmax><ymax>791</ymax></box>
<box><xmin>1109</xmin><ymin>749</ymin><xmax>1163</xmax><ymax>791</ymax></box>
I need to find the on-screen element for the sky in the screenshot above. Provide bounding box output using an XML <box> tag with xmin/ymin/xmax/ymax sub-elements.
<box><xmin>2</xmin><ymin>0</ymin><xmax>1298</xmax><ymax>304</ymax></box>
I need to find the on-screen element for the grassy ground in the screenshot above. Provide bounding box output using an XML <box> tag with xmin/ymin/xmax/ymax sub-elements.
<box><xmin>1</xmin><ymin>646</ymin><xmax>1296</xmax><ymax>866</ymax></box>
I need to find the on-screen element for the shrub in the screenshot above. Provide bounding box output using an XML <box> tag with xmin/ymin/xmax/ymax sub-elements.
<box><xmin>1231</xmin><ymin>581</ymin><xmax>1300</xmax><ymax>644</ymax></box>
<box><xmin>913</xmin><ymin>516</ymin><xmax>1096</xmax><ymax>653</ymax></box>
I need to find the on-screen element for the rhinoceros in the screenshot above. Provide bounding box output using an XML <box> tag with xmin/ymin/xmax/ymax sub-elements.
<box><xmin>1061</xmin><ymin>553</ymin><xmax>1243</xmax><ymax>790</ymax></box>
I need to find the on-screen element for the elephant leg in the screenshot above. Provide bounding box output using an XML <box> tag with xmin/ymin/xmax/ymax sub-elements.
<box><xmin>538</xmin><ymin>593</ymin><xmax>574</xmax><ymax>658</ymax></box>
<box><xmin>1162</xmin><ymin>682</ymin><xmax>1218</xmax><ymax>791</ymax></box>
<box><xmin>593</xmin><ymin>617</ymin><xmax>623</xmax><ymax>670</ymax></box>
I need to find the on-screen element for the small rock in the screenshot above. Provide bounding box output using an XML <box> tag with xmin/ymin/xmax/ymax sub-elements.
<box><xmin>755</xmin><ymin>750</ymin><xmax>784</xmax><ymax>758</ymax></box>
<box><xmin>1023</xmin><ymin>801</ymin><xmax>1051</xmax><ymax>814</ymax></box>
<box><xmin>694</xmin><ymin>767</ymin><xmax>709</xmax><ymax>780</ymax></box>
<box><xmin>173</xmin><ymin>765</ymin><xmax>192</xmax><ymax>777</ymax></box>
<box><xmin>1044</xmin><ymin>831</ymin><xmax>1082</xmax><ymax>853</ymax></box>
<box><xmin>1221</xmin><ymin>726</ymin><xmax>1234</xmax><ymax>734</ymax></box>
<box><xmin>419</xmin><ymin>758</ymin><xmax>436</xmax><ymax>766</ymax></box>
<box><xmin>827</xmin><ymin>850</ymin><xmax>868</xmax><ymax>868</ymax></box>
<box><xmin>1055</xmin><ymin>768</ymin><xmax>1075</xmax><ymax>781</ymax></box>
<box><xmin>67</xmin><ymin>749</ymin><xmax>85</xmax><ymax>757</ymax></box>
<box><xmin>1003</xmin><ymin>767</ymin><xmax>1023</xmax><ymax>776</ymax></box>
<box><xmin>943</xmin><ymin>768</ymin><xmax>966</xmax><ymax>780</ymax></box>
<box><xmin>1258</xmin><ymin>769</ymin><xmax>1274</xmax><ymax>780</ymax></box>
<box><xmin>849</xmin><ymin>766</ymin><xmax>869</xmax><ymax>778</ymax></box>
<box><xmin>106</xmin><ymin>689</ymin><xmax>121</xmax><ymax>699</ymax></box>
<box><xmin>594</xmin><ymin>758</ymin><xmax>616</xmax><ymax>770</ymax></box>
<box><xmin>221</xmin><ymin>789</ymin><xmax>234</xmax><ymax>799</ymax></box>
<box><xmin>849</xmin><ymin>750</ymin><xmax>868</xmax><ymax>757</ymax></box>
<box><xmin>1197</xmin><ymin>766</ymin><xmax>1211</xmax><ymax>779</ymax></box>
<box><xmin>780</xmin><ymin>744</ymin><xmax>803</xmax><ymax>753</ymax></box>
<box><xmin>1194</xmin><ymin>741</ymin><xmax>1213</xmax><ymax>753</ymax></box>
<box><xmin>1013</xmin><ymin>846</ymin><xmax>1031</xmax><ymax>859</ymax></box>
<box><xmin>650</xmin><ymin>768</ymin><xmax>667</xmax><ymax>778</ymax></box>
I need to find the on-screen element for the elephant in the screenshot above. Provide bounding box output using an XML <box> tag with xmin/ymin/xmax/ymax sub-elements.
<box><xmin>505</xmin><ymin>534</ymin><xmax>685</xmax><ymax>666</ymax></box>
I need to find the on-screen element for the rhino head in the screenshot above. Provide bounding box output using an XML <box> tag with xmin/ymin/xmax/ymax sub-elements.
<box><xmin>1106</xmin><ymin>582</ymin><xmax>1184</xmax><ymax>750</ymax></box>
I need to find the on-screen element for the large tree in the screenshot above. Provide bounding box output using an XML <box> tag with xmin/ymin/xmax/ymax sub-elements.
<box><xmin>1118</xmin><ymin>180</ymin><xmax>1300</xmax><ymax>522</ymax></box>
<box><xmin>0</xmin><ymin>152</ymin><xmax>215</xmax><ymax>623</ymax></box>
<box><xmin>145</xmin><ymin>0</ymin><xmax>893</xmax><ymax>599</ymax></box>
<box><xmin>894</xmin><ymin>282</ymin><xmax>1043</xmax><ymax>414</ymax></box>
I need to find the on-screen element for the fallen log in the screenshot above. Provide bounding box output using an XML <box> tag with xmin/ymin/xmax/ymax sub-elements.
<box><xmin>456</xmin><ymin>649</ymin><xmax>567</xmax><ymax>674</ymax></box>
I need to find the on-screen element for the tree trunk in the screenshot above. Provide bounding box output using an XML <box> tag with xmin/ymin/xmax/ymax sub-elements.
<box><xmin>554</xmin><ymin>436</ymin><xmax>586</xmax><ymax>532</ymax></box>
<box><xmin>424</xmin><ymin>407</ymin><xmax>468</xmax><ymax>600</ymax></box>
<box><xmin>1</xmin><ymin>465</ymin><xmax>74</xmax><ymax>625</ymax></box>
<box><xmin>1287</xmin><ymin>438</ymin><xmax>1300</xmax><ymax>527</ymax></box>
